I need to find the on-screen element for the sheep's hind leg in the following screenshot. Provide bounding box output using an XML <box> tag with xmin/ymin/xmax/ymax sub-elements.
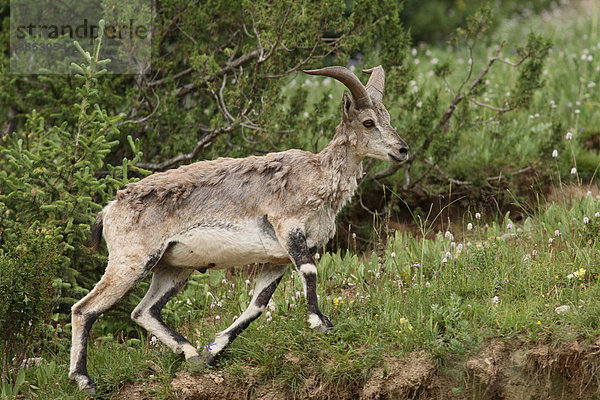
<box><xmin>131</xmin><ymin>265</ymin><xmax>197</xmax><ymax>359</ymax></box>
<box><xmin>203</xmin><ymin>264</ymin><xmax>288</xmax><ymax>365</ymax></box>
<box><xmin>69</xmin><ymin>258</ymin><xmax>153</xmax><ymax>394</ymax></box>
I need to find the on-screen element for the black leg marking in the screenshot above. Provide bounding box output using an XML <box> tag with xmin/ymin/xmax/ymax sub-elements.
<box><xmin>226</xmin><ymin>275</ymin><xmax>283</xmax><ymax>343</ymax></box>
<box><xmin>287</xmin><ymin>228</ymin><xmax>313</xmax><ymax>266</ymax></box>
<box><xmin>72</xmin><ymin>311</ymin><xmax>98</xmax><ymax>377</ymax></box>
<box><xmin>144</xmin><ymin>248</ymin><xmax>165</xmax><ymax>273</ymax></box>
<box><xmin>303</xmin><ymin>271</ymin><xmax>320</xmax><ymax>314</ymax></box>
<box><xmin>147</xmin><ymin>285</ymin><xmax>192</xmax><ymax>347</ymax></box>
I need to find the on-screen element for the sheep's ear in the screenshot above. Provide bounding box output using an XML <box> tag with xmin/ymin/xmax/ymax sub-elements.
<box><xmin>342</xmin><ymin>91</ymin><xmax>355</xmax><ymax>122</ymax></box>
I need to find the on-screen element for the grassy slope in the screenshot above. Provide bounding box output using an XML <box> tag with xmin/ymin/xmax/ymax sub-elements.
<box><xmin>10</xmin><ymin>3</ymin><xmax>599</xmax><ymax>400</ymax></box>
<box><xmin>26</xmin><ymin>190</ymin><xmax>598</xmax><ymax>399</ymax></box>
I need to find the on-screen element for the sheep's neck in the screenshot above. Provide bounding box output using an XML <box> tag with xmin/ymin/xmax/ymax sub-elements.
<box><xmin>318</xmin><ymin>124</ymin><xmax>363</xmax><ymax>214</ymax></box>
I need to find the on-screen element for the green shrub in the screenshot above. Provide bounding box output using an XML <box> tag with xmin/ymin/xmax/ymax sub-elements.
<box><xmin>0</xmin><ymin>22</ymin><xmax>147</xmax><ymax>331</ymax></box>
<box><xmin>0</xmin><ymin>228</ymin><xmax>60</xmax><ymax>381</ymax></box>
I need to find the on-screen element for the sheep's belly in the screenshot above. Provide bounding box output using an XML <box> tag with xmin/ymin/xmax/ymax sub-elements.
<box><xmin>162</xmin><ymin>221</ymin><xmax>289</xmax><ymax>268</ymax></box>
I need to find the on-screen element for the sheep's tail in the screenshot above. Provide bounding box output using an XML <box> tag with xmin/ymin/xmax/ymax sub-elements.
<box><xmin>88</xmin><ymin>211</ymin><xmax>104</xmax><ymax>251</ymax></box>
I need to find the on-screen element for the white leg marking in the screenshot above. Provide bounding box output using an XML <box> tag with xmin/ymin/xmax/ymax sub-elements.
<box><xmin>299</xmin><ymin>263</ymin><xmax>317</xmax><ymax>275</ymax></box>
<box><xmin>307</xmin><ymin>313</ymin><xmax>322</xmax><ymax>329</ymax></box>
<box><xmin>298</xmin><ymin>263</ymin><xmax>317</xmax><ymax>297</ymax></box>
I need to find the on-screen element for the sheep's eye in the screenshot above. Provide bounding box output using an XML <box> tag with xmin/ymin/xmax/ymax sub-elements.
<box><xmin>362</xmin><ymin>120</ymin><xmax>375</xmax><ymax>128</ymax></box>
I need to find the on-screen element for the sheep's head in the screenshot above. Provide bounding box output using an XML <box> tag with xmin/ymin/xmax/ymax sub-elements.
<box><xmin>304</xmin><ymin>65</ymin><xmax>409</xmax><ymax>163</ymax></box>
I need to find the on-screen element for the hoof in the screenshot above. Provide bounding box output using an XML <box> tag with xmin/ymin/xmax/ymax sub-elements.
<box><xmin>314</xmin><ymin>323</ymin><xmax>332</xmax><ymax>333</ymax></box>
<box><xmin>186</xmin><ymin>355</ymin><xmax>207</xmax><ymax>374</ymax></box>
<box><xmin>202</xmin><ymin>347</ymin><xmax>218</xmax><ymax>366</ymax></box>
<box><xmin>315</xmin><ymin>314</ymin><xmax>334</xmax><ymax>333</ymax></box>
<box><xmin>82</xmin><ymin>384</ymin><xmax>97</xmax><ymax>395</ymax></box>
<box><xmin>187</xmin><ymin>355</ymin><xmax>203</xmax><ymax>364</ymax></box>
<box><xmin>70</xmin><ymin>373</ymin><xmax>96</xmax><ymax>394</ymax></box>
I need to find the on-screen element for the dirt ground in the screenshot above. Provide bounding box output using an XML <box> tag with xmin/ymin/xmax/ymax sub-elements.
<box><xmin>114</xmin><ymin>338</ymin><xmax>599</xmax><ymax>400</ymax></box>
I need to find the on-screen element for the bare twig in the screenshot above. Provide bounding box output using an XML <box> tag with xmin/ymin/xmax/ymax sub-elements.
<box><xmin>135</xmin><ymin>124</ymin><xmax>237</xmax><ymax>170</ymax></box>
<box><xmin>263</xmin><ymin>37</ymin><xmax>338</xmax><ymax>79</ymax></box>
<box><xmin>147</xmin><ymin>67</ymin><xmax>193</xmax><ymax>87</ymax></box>
<box><xmin>217</xmin><ymin>75</ymin><xmax>235</xmax><ymax>122</ymax></box>
<box><xmin>116</xmin><ymin>93</ymin><xmax>160</xmax><ymax>127</ymax></box>
<box><xmin>487</xmin><ymin>165</ymin><xmax>533</xmax><ymax>182</ymax></box>
<box><xmin>469</xmin><ymin>98</ymin><xmax>514</xmax><ymax>112</ymax></box>
<box><xmin>259</xmin><ymin>2</ymin><xmax>293</xmax><ymax>63</ymax></box>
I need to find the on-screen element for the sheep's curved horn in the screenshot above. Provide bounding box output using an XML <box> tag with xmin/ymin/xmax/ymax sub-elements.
<box><xmin>304</xmin><ymin>66</ymin><xmax>372</xmax><ymax>108</ymax></box>
<box><xmin>362</xmin><ymin>65</ymin><xmax>385</xmax><ymax>102</ymax></box>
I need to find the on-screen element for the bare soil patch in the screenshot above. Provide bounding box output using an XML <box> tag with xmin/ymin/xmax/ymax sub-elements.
<box><xmin>159</xmin><ymin>339</ymin><xmax>598</xmax><ymax>400</ymax></box>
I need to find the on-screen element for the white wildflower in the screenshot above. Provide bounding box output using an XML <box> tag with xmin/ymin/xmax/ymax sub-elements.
<box><xmin>552</xmin><ymin>149</ymin><xmax>558</xmax><ymax>158</ymax></box>
<box><xmin>554</xmin><ymin>305</ymin><xmax>570</xmax><ymax>314</ymax></box>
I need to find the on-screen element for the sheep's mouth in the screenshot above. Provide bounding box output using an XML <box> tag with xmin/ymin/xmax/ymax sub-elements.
<box><xmin>388</xmin><ymin>152</ymin><xmax>407</xmax><ymax>163</ymax></box>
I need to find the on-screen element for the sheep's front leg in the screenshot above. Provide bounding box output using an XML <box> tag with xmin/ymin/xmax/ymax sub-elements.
<box><xmin>287</xmin><ymin>228</ymin><xmax>333</xmax><ymax>333</ymax></box>
<box><xmin>202</xmin><ymin>264</ymin><xmax>287</xmax><ymax>365</ymax></box>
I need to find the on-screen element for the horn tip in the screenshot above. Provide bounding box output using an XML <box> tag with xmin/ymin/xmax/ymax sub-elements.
<box><xmin>362</xmin><ymin>65</ymin><xmax>384</xmax><ymax>74</ymax></box>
